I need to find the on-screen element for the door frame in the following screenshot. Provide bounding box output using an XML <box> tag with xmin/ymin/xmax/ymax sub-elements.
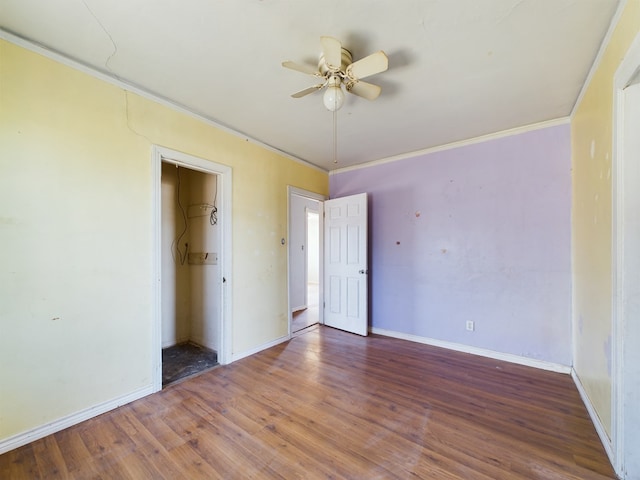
<box><xmin>151</xmin><ymin>145</ymin><xmax>233</xmax><ymax>392</ymax></box>
<box><xmin>612</xmin><ymin>31</ymin><xmax>640</xmax><ymax>478</ymax></box>
<box><xmin>287</xmin><ymin>186</ymin><xmax>326</xmax><ymax>337</ymax></box>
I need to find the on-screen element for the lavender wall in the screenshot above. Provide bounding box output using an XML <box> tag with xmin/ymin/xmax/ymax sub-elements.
<box><xmin>330</xmin><ymin>124</ymin><xmax>572</xmax><ymax>365</ymax></box>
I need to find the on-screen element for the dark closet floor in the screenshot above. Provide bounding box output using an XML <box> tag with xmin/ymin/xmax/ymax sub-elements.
<box><xmin>162</xmin><ymin>342</ymin><xmax>218</xmax><ymax>387</ymax></box>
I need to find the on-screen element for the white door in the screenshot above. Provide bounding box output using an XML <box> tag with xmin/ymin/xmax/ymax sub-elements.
<box><xmin>324</xmin><ymin>193</ymin><xmax>368</xmax><ymax>336</ymax></box>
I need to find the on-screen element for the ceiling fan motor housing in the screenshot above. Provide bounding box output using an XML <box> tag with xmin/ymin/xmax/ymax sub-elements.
<box><xmin>319</xmin><ymin>48</ymin><xmax>353</xmax><ymax>76</ymax></box>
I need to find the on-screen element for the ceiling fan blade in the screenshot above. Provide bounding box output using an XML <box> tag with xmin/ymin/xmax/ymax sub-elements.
<box><xmin>346</xmin><ymin>51</ymin><xmax>389</xmax><ymax>80</ymax></box>
<box><xmin>346</xmin><ymin>81</ymin><xmax>382</xmax><ymax>101</ymax></box>
<box><xmin>282</xmin><ymin>61</ymin><xmax>319</xmax><ymax>76</ymax></box>
<box><xmin>320</xmin><ymin>36</ymin><xmax>342</xmax><ymax>71</ymax></box>
<box><xmin>291</xmin><ymin>84</ymin><xmax>324</xmax><ymax>98</ymax></box>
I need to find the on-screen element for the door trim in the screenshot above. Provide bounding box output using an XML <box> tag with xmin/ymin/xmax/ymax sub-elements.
<box><xmin>612</xmin><ymin>31</ymin><xmax>640</xmax><ymax>478</ymax></box>
<box><xmin>152</xmin><ymin>145</ymin><xmax>233</xmax><ymax>392</ymax></box>
<box><xmin>287</xmin><ymin>187</ymin><xmax>326</xmax><ymax>337</ymax></box>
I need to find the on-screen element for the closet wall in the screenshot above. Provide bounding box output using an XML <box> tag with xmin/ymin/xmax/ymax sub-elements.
<box><xmin>161</xmin><ymin>163</ymin><xmax>220</xmax><ymax>351</ymax></box>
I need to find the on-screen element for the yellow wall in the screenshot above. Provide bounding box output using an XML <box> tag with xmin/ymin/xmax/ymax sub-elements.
<box><xmin>0</xmin><ymin>39</ymin><xmax>327</xmax><ymax>442</ymax></box>
<box><xmin>571</xmin><ymin>0</ymin><xmax>640</xmax><ymax>437</ymax></box>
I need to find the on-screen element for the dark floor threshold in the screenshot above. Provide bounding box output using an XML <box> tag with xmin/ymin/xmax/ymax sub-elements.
<box><xmin>162</xmin><ymin>342</ymin><xmax>219</xmax><ymax>387</ymax></box>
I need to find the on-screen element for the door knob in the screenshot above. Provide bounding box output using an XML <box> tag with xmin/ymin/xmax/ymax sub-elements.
<box><xmin>359</xmin><ymin>269</ymin><xmax>368</xmax><ymax>274</ymax></box>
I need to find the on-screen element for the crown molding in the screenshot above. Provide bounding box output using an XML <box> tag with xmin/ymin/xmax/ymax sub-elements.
<box><xmin>330</xmin><ymin>117</ymin><xmax>570</xmax><ymax>175</ymax></box>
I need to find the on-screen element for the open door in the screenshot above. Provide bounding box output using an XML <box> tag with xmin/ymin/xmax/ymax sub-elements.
<box><xmin>324</xmin><ymin>193</ymin><xmax>368</xmax><ymax>336</ymax></box>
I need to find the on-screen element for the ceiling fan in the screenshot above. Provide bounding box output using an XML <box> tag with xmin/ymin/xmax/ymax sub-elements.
<box><xmin>282</xmin><ymin>36</ymin><xmax>389</xmax><ymax>111</ymax></box>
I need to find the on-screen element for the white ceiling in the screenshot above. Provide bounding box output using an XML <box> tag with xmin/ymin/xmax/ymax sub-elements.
<box><xmin>0</xmin><ymin>0</ymin><xmax>619</xmax><ymax>171</ymax></box>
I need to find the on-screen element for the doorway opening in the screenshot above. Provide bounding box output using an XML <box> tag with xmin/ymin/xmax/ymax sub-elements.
<box><xmin>161</xmin><ymin>162</ymin><xmax>221</xmax><ymax>386</ymax></box>
<box><xmin>152</xmin><ymin>146</ymin><xmax>232</xmax><ymax>391</ymax></box>
<box><xmin>288</xmin><ymin>188</ymin><xmax>325</xmax><ymax>335</ymax></box>
<box><xmin>161</xmin><ymin>163</ymin><xmax>220</xmax><ymax>385</ymax></box>
<box><xmin>292</xmin><ymin>209</ymin><xmax>320</xmax><ymax>333</ymax></box>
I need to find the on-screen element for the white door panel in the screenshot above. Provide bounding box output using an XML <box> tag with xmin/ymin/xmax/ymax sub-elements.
<box><xmin>324</xmin><ymin>193</ymin><xmax>368</xmax><ymax>336</ymax></box>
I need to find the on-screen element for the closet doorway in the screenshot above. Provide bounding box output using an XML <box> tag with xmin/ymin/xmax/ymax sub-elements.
<box><xmin>152</xmin><ymin>146</ymin><xmax>232</xmax><ymax>391</ymax></box>
<box><xmin>161</xmin><ymin>163</ymin><xmax>219</xmax><ymax>385</ymax></box>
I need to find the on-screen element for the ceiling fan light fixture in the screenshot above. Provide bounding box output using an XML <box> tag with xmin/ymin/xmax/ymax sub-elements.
<box><xmin>283</xmin><ymin>36</ymin><xmax>388</xmax><ymax>110</ymax></box>
<box><xmin>323</xmin><ymin>84</ymin><xmax>344</xmax><ymax>111</ymax></box>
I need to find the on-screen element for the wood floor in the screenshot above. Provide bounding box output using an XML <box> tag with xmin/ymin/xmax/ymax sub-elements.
<box><xmin>291</xmin><ymin>306</ymin><xmax>319</xmax><ymax>334</ymax></box>
<box><xmin>292</xmin><ymin>283</ymin><xmax>320</xmax><ymax>333</ymax></box>
<box><xmin>1</xmin><ymin>326</ymin><xmax>616</xmax><ymax>479</ymax></box>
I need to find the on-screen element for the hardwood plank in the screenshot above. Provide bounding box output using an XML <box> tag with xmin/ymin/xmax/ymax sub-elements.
<box><xmin>32</xmin><ymin>436</ymin><xmax>69</xmax><ymax>479</ymax></box>
<box><xmin>115</xmin><ymin>411</ymin><xmax>186</xmax><ymax>479</ymax></box>
<box><xmin>0</xmin><ymin>443</ymin><xmax>40</xmax><ymax>479</ymax></box>
<box><xmin>0</xmin><ymin>326</ymin><xmax>616</xmax><ymax>479</ymax></box>
<box><xmin>128</xmin><ymin>403</ymin><xmax>186</xmax><ymax>451</ymax></box>
<box><xmin>48</xmin><ymin>429</ymin><xmax>103</xmax><ymax>479</ymax></box>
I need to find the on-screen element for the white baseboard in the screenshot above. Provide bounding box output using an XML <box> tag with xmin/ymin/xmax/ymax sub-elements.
<box><xmin>370</xmin><ymin>327</ymin><xmax>572</xmax><ymax>374</ymax></box>
<box><xmin>231</xmin><ymin>335</ymin><xmax>289</xmax><ymax>362</ymax></box>
<box><xmin>2</xmin><ymin>334</ymin><xmax>290</xmax><ymax>454</ymax></box>
<box><xmin>0</xmin><ymin>385</ymin><xmax>154</xmax><ymax>455</ymax></box>
<box><xmin>571</xmin><ymin>369</ymin><xmax>615</xmax><ymax>468</ymax></box>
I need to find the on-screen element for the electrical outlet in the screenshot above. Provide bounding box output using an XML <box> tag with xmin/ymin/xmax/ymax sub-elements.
<box><xmin>466</xmin><ymin>320</ymin><xmax>475</xmax><ymax>331</ymax></box>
